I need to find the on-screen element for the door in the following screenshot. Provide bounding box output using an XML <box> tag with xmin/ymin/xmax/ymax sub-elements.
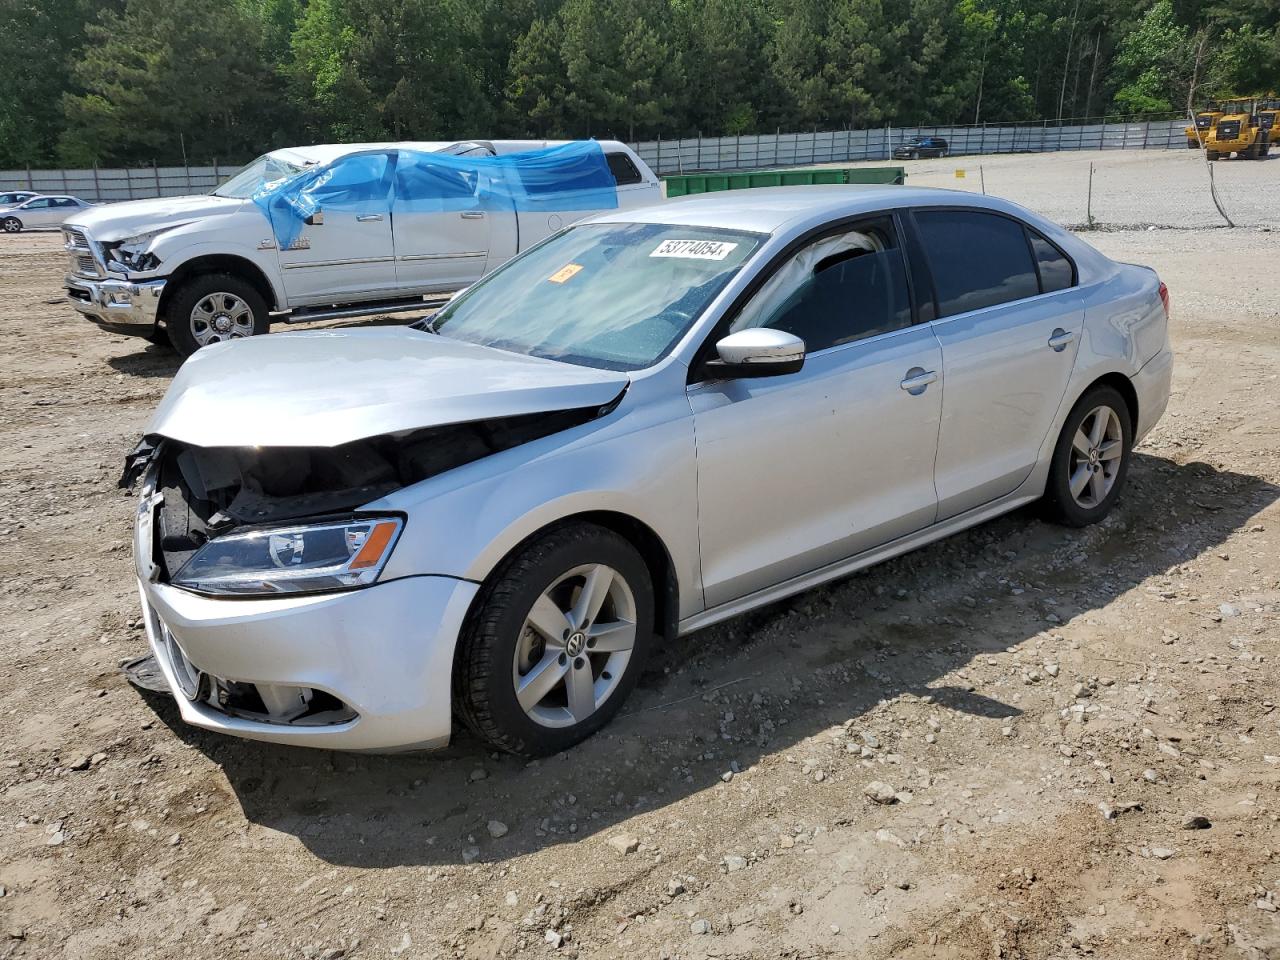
<box><xmin>391</xmin><ymin>155</ymin><xmax>493</xmax><ymax>294</ymax></box>
<box><xmin>276</xmin><ymin>152</ymin><xmax>398</xmax><ymax>306</ymax></box>
<box><xmin>17</xmin><ymin>197</ymin><xmax>58</xmax><ymax>228</ymax></box>
<box><xmin>911</xmin><ymin>209</ymin><xmax>1084</xmax><ymax>519</ymax></box>
<box><xmin>689</xmin><ymin>218</ymin><xmax>943</xmax><ymax>608</ymax></box>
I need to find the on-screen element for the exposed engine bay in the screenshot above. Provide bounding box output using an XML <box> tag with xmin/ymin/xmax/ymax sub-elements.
<box><xmin>121</xmin><ymin>405</ymin><xmax>608</xmax><ymax>583</ymax></box>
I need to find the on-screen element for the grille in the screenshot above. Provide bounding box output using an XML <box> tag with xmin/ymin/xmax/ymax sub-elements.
<box><xmin>1216</xmin><ymin>120</ymin><xmax>1241</xmax><ymax>139</ymax></box>
<box><xmin>75</xmin><ymin>254</ymin><xmax>97</xmax><ymax>276</ymax></box>
<box><xmin>63</xmin><ymin>227</ymin><xmax>89</xmax><ymax>249</ymax></box>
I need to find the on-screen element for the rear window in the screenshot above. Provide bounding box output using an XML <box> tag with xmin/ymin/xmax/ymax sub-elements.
<box><xmin>605</xmin><ymin>152</ymin><xmax>643</xmax><ymax>186</ymax></box>
<box><xmin>914</xmin><ymin>210</ymin><xmax>1039</xmax><ymax>317</ymax></box>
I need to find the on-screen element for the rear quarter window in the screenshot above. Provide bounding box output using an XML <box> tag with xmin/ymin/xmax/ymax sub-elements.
<box><xmin>1028</xmin><ymin>230</ymin><xmax>1074</xmax><ymax>293</ymax></box>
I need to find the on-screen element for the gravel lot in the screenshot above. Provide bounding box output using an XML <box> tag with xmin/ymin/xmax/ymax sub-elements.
<box><xmin>1</xmin><ymin>149</ymin><xmax>1279</xmax><ymax>960</ymax></box>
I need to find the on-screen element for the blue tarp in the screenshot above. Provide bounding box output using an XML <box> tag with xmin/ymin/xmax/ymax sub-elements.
<box><xmin>251</xmin><ymin>141</ymin><xmax>619</xmax><ymax>250</ymax></box>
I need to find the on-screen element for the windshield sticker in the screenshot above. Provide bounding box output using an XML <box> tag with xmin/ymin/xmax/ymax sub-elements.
<box><xmin>547</xmin><ymin>263</ymin><xmax>584</xmax><ymax>284</ymax></box>
<box><xmin>650</xmin><ymin>239</ymin><xmax>739</xmax><ymax>260</ymax></box>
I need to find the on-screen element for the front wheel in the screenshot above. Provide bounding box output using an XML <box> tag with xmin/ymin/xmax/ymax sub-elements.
<box><xmin>1040</xmin><ymin>384</ymin><xmax>1133</xmax><ymax>527</ymax></box>
<box><xmin>1</xmin><ymin>217</ymin><xmax>21</xmax><ymax>233</ymax></box>
<box><xmin>164</xmin><ymin>272</ymin><xmax>269</xmax><ymax>357</ymax></box>
<box><xmin>453</xmin><ymin>523</ymin><xmax>654</xmax><ymax>756</ymax></box>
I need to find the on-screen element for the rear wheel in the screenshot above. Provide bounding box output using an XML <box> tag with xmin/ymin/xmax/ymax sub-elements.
<box><xmin>1040</xmin><ymin>384</ymin><xmax>1133</xmax><ymax>527</ymax></box>
<box><xmin>453</xmin><ymin>522</ymin><xmax>654</xmax><ymax>756</ymax></box>
<box><xmin>1</xmin><ymin>217</ymin><xmax>21</xmax><ymax>233</ymax></box>
<box><xmin>164</xmin><ymin>272</ymin><xmax>268</xmax><ymax>357</ymax></box>
<box><xmin>1206</xmin><ymin>149</ymin><xmax>1221</xmax><ymax>160</ymax></box>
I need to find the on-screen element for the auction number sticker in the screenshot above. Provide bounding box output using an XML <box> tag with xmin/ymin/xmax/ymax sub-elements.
<box><xmin>547</xmin><ymin>263</ymin><xmax>584</xmax><ymax>283</ymax></box>
<box><xmin>650</xmin><ymin>239</ymin><xmax>739</xmax><ymax>260</ymax></box>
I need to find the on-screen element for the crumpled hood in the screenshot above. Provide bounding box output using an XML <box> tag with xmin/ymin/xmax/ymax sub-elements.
<box><xmin>69</xmin><ymin>193</ymin><xmax>246</xmax><ymax>241</ymax></box>
<box><xmin>147</xmin><ymin>328</ymin><xmax>630</xmax><ymax>448</ymax></box>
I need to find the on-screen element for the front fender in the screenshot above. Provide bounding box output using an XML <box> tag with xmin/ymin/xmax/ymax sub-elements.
<box><xmin>372</xmin><ymin>389</ymin><xmax>704</xmax><ymax>620</ymax></box>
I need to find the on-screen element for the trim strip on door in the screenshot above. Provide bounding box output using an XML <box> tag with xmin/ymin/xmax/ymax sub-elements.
<box><xmin>283</xmin><ymin>256</ymin><xmax>395</xmax><ymax>270</ymax></box>
<box><xmin>397</xmin><ymin>252</ymin><xmax>486</xmax><ymax>262</ymax></box>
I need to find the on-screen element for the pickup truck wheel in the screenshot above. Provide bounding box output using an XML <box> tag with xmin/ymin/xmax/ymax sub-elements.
<box><xmin>166</xmin><ymin>273</ymin><xmax>268</xmax><ymax>357</ymax></box>
<box><xmin>2</xmin><ymin>217</ymin><xmax>21</xmax><ymax>233</ymax></box>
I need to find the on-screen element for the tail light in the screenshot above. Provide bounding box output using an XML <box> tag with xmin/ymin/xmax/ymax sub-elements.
<box><xmin>1158</xmin><ymin>281</ymin><xmax>1170</xmax><ymax>318</ymax></box>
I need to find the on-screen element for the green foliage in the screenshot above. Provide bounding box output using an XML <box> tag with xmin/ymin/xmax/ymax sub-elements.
<box><xmin>1</xmin><ymin>0</ymin><xmax>1276</xmax><ymax>167</ymax></box>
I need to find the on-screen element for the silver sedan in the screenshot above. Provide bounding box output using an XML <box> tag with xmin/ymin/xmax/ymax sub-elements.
<box><xmin>126</xmin><ymin>186</ymin><xmax>1172</xmax><ymax>754</ymax></box>
<box><xmin>1</xmin><ymin>195</ymin><xmax>94</xmax><ymax>232</ymax></box>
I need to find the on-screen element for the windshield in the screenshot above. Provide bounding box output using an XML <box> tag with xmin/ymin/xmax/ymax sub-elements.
<box><xmin>213</xmin><ymin>154</ymin><xmax>307</xmax><ymax>198</ymax></box>
<box><xmin>430</xmin><ymin>222</ymin><xmax>765</xmax><ymax>371</ymax></box>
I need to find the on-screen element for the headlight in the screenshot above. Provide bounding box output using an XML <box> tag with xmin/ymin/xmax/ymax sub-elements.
<box><xmin>171</xmin><ymin>517</ymin><xmax>403</xmax><ymax>596</ymax></box>
<box><xmin>105</xmin><ymin>228</ymin><xmax>171</xmax><ymax>273</ymax></box>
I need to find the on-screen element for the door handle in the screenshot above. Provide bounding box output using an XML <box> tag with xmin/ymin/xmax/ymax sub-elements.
<box><xmin>356</xmin><ymin>214</ymin><xmax>384</xmax><ymax>223</ymax></box>
<box><xmin>900</xmin><ymin>368</ymin><xmax>938</xmax><ymax>394</ymax></box>
<box><xmin>1048</xmin><ymin>328</ymin><xmax>1076</xmax><ymax>351</ymax></box>
<box><xmin>460</xmin><ymin>211</ymin><xmax>485</xmax><ymax>220</ymax></box>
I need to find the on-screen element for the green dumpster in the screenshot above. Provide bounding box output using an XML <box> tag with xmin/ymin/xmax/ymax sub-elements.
<box><xmin>663</xmin><ymin>166</ymin><xmax>906</xmax><ymax>198</ymax></box>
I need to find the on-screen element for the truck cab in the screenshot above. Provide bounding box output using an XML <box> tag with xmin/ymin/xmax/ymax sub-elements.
<box><xmin>63</xmin><ymin>140</ymin><xmax>661</xmax><ymax>355</ymax></box>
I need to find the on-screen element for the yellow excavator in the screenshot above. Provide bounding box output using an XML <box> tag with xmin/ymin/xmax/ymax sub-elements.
<box><xmin>1189</xmin><ymin>95</ymin><xmax>1278</xmax><ymax>160</ymax></box>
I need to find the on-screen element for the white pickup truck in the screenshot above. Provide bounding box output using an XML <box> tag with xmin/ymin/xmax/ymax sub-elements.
<box><xmin>64</xmin><ymin>139</ymin><xmax>661</xmax><ymax>355</ymax></box>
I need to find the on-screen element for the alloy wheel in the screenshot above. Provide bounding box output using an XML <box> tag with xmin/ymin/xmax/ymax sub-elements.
<box><xmin>512</xmin><ymin>563</ymin><xmax>637</xmax><ymax>729</ymax></box>
<box><xmin>1068</xmin><ymin>405</ymin><xmax>1123</xmax><ymax>508</ymax></box>
<box><xmin>190</xmin><ymin>292</ymin><xmax>255</xmax><ymax>346</ymax></box>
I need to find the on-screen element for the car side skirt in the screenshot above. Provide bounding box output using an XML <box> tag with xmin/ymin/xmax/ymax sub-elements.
<box><xmin>677</xmin><ymin>489</ymin><xmax>1041</xmax><ymax>636</ymax></box>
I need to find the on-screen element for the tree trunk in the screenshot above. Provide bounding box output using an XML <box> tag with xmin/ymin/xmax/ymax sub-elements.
<box><xmin>1057</xmin><ymin>0</ymin><xmax>1081</xmax><ymax>119</ymax></box>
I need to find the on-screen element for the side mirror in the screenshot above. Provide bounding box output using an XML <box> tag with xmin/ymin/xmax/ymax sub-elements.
<box><xmin>305</xmin><ymin>209</ymin><xmax>324</xmax><ymax>226</ymax></box>
<box><xmin>704</xmin><ymin>328</ymin><xmax>805</xmax><ymax>379</ymax></box>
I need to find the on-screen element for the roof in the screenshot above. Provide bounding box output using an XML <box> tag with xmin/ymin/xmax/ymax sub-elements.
<box><xmin>589</xmin><ymin>184</ymin><xmax>1015</xmax><ymax>234</ymax></box>
<box><xmin>268</xmin><ymin>139</ymin><xmax>632</xmax><ymax>166</ymax></box>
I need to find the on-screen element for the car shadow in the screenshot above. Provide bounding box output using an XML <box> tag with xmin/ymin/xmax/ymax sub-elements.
<box><xmin>136</xmin><ymin>453</ymin><xmax>1278</xmax><ymax>869</ymax></box>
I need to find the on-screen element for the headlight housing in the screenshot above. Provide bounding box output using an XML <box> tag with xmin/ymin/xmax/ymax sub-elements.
<box><xmin>105</xmin><ymin>228</ymin><xmax>172</xmax><ymax>273</ymax></box>
<box><xmin>171</xmin><ymin>516</ymin><xmax>403</xmax><ymax>597</ymax></box>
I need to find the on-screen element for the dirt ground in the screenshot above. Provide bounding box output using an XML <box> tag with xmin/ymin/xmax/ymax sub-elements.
<box><xmin>1</xmin><ymin>151</ymin><xmax>1278</xmax><ymax>960</ymax></box>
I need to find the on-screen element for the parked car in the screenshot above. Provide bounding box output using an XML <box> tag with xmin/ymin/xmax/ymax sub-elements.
<box><xmin>62</xmin><ymin>139</ymin><xmax>661</xmax><ymax>356</ymax></box>
<box><xmin>0</xmin><ymin>190</ymin><xmax>40</xmax><ymax>208</ymax></box>
<box><xmin>893</xmin><ymin>136</ymin><xmax>950</xmax><ymax>159</ymax></box>
<box><xmin>124</xmin><ymin>185</ymin><xmax>1172</xmax><ymax>755</ymax></box>
<box><xmin>2</xmin><ymin>195</ymin><xmax>93</xmax><ymax>232</ymax></box>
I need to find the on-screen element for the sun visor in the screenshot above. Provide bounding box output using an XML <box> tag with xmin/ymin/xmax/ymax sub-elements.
<box><xmin>251</xmin><ymin>142</ymin><xmax>619</xmax><ymax>250</ymax></box>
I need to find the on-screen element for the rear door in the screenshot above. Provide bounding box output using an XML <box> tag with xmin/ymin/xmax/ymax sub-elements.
<box><xmin>911</xmin><ymin>208</ymin><xmax>1083</xmax><ymax>519</ymax></box>
<box><xmin>276</xmin><ymin>151</ymin><xmax>398</xmax><ymax>306</ymax></box>
<box><xmin>390</xmin><ymin>150</ymin><xmax>496</xmax><ymax>294</ymax></box>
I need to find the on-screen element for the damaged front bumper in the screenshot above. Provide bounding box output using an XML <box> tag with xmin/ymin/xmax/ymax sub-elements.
<box><xmin>137</xmin><ymin>575</ymin><xmax>476</xmax><ymax>751</ymax></box>
<box><xmin>66</xmin><ymin>274</ymin><xmax>165</xmax><ymax>334</ymax></box>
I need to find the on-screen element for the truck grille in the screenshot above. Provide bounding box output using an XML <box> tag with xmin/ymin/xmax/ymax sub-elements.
<box><xmin>63</xmin><ymin>227</ymin><xmax>102</xmax><ymax>277</ymax></box>
<box><xmin>1216</xmin><ymin>120</ymin><xmax>1241</xmax><ymax>140</ymax></box>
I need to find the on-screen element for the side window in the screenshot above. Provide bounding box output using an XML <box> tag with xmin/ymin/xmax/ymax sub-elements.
<box><xmin>1028</xmin><ymin>229</ymin><xmax>1074</xmax><ymax>293</ymax></box>
<box><xmin>605</xmin><ymin>152</ymin><xmax>643</xmax><ymax>186</ymax></box>
<box><xmin>24</xmin><ymin>198</ymin><xmax>52</xmax><ymax>209</ymax></box>
<box><xmin>732</xmin><ymin>218</ymin><xmax>913</xmax><ymax>352</ymax></box>
<box><xmin>914</xmin><ymin>210</ymin><xmax>1039</xmax><ymax>317</ymax></box>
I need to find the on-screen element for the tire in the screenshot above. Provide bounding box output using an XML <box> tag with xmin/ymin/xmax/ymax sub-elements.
<box><xmin>1187</xmin><ymin>139</ymin><xmax>1199</xmax><ymax>149</ymax></box>
<box><xmin>1206</xmin><ymin>150</ymin><xmax>1220</xmax><ymax>160</ymax></box>
<box><xmin>453</xmin><ymin>522</ymin><xmax>655</xmax><ymax>757</ymax></box>
<box><xmin>2</xmin><ymin>217</ymin><xmax>21</xmax><ymax>233</ymax></box>
<box><xmin>164</xmin><ymin>272</ymin><xmax>269</xmax><ymax>357</ymax></box>
<box><xmin>1040</xmin><ymin>384</ymin><xmax>1133</xmax><ymax>528</ymax></box>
